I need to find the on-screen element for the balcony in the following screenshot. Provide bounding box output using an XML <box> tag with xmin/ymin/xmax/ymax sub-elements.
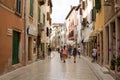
<box><xmin>38</xmin><ymin>23</ymin><xmax>44</xmax><ymax>32</ymax></box>
<box><xmin>38</xmin><ymin>0</ymin><xmax>46</xmax><ymax>5</ymax></box>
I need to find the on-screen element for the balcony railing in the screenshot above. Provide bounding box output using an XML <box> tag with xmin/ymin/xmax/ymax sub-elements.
<box><xmin>38</xmin><ymin>0</ymin><xmax>46</xmax><ymax>5</ymax></box>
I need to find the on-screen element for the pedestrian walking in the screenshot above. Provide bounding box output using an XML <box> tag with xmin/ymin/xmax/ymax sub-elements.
<box><xmin>72</xmin><ymin>47</ymin><xmax>77</xmax><ymax>63</ymax></box>
<box><xmin>92</xmin><ymin>47</ymin><xmax>97</xmax><ymax>62</ymax></box>
<box><xmin>59</xmin><ymin>46</ymin><xmax>63</xmax><ymax>60</ymax></box>
<box><xmin>48</xmin><ymin>45</ymin><xmax>52</xmax><ymax>59</ymax></box>
<box><xmin>78</xmin><ymin>47</ymin><xmax>81</xmax><ymax>58</ymax></box>
<box><xmin>67</xmin><ymin>45</ymin><xmax>72</xmax><ymax>58</ymax></box>
<box><xmin>62</xmin><ymin>46</ymin><xmax>67</xmax><ymax>63</ymax></box>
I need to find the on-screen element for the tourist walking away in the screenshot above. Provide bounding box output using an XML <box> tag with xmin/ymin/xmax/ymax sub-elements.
<box><xmin>59</xmin><ymin>46</ymin><xmax>63</xmax><ymax>60</ymax></box>
<box><xmin>73</xmin><ymin>47</ymin><xmax>77</xmax><ymax>63</ymax></box>
<box><xmin>92</xmin><ymin>47</ymin><xmax>97</xmax><ymax>62</ymax></box>
<box><xmin>48</xmin><ymin>45</ymin><xmax>52</xmax><ymax>58</ymax></box>
<box><xmin>78</xmin><ymin>47</ymin><xmax>81</xmax><ymax>58</ymax></box>
<box><xmin>67</xmin><ymin>45</ymin><xmax>72</xmax><ymax>58</ymax></box>
<box><xmin>62</xmin><ymin>46</ymin><xmax>67</xmax><ymax>63</ymax></box>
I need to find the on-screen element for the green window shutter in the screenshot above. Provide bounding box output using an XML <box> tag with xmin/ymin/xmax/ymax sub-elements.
<box><xmin>30</xmin><ymin>0</ymin><xmax>34</xmax><ymax>17</ymax></box>
<box><xmin>43</xmin><ymin>14</ymin><xmax>45</xmax><ymax>25</ymax></box>
<box><xmin>38</xmin><ymin>7</ymin><xmax>41</xmax><ymax>23</ymax></box>
<box><xmin>12</xmin><ymin>31</ymin><xmax>20</xmax><ymax>65</ymax></box>
<box><xmin>92</xmin><ymin>7</ymin><xmax>96</xmax><ymax>21</ymax></box>
<box><xmin>95</xmin><ymin>0</ymin><xmax>101</xmax><ymax>12</ymax></box>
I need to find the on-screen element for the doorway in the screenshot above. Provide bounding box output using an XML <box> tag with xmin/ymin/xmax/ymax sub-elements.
<box><xmin>28</xmin><ymin>37</ymin><xmax>32</xmax><ymax>61</ymax></box>
<box><xmin>12</xmin><ymin>30</ymin><xmax>20</xmax><ymax>65</ymax></box>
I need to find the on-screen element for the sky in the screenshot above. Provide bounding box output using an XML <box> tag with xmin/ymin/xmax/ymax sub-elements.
<box><xmin>51</xmin><ymin>0</ymin><xmax>79</xmax><ymax>23</ymax></box>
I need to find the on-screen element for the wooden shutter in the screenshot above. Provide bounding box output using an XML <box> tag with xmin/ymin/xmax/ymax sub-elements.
<box><xmin>12</xmin><ymin>31</ymin><xmax>20</xmax><ymax>65</ymax></box>
<box><xmin>47</xmin><ymin>12</ymin><xmax>50</xmax><ymax>20</ymax></box>
<box><xmin>80</xmin><ymin>8</ymin><xmax>82</xmax><ymax>15</ymax></box>
<box><xmin>82</xmin><ymin>1</ymin><xmax>85</xmax><ymax>10</ymax></box>
<box><xmin>91</xmin><ymin>7</ymin><xmax>96</xmax><ymax>21</ymax></box>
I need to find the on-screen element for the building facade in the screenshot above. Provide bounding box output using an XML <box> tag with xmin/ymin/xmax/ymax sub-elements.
<box><xmin>104</xmin><ymin>0</ymin><xmax>120</xmax><ymax>79</ymax></box>
<box><xmin>26</xmin><ymin>0</ymin><xmax>38</xmax><ymax>63</ymax></box>
<box><xmin>65</xmin><ymin>6</ymin><xmax>77</xmax><ymax>46</ymax></box>
<box><xmin>38</xmin><ymin>0</ymin><xmax>52</xmax><ymax>56</ymax></box>
<box><xmin>0</xmin><ymin>0</ymin><xmax>24</xmax><ymax>75</ymax></box>
<box><xmin>79</xmin><ymin>0</ymin><xmax>94</xmax><ymax>56</ymax></box>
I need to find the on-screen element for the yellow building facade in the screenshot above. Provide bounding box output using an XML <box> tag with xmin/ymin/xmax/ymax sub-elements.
<box><xmin>93</xmin><ymin>0</ymin><xmax>104</xmax><ymax>65</ymax></box>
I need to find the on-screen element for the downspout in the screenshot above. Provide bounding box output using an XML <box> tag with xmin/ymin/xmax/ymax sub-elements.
<box><xmin>24</xmin><ymin>0</ymin><xmax>27</xmax><ymax>65</ymax></box>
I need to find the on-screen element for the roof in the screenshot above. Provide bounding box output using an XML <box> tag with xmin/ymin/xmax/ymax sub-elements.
<box><xmin>65</xmin><ymin>6</ymin><xmax>76</xmax><ymax>20</ymax></box>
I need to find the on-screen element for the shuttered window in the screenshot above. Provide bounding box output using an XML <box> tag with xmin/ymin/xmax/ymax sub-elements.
<box><xmin>82</xmin><ymin>1</ymin><xmax>85</xmax><ymax>10</ymax></box>
<box><xmin>95</xmin><ymin>0</ymin><xmax>101</xmax><ymax>12</ymax></box>
<box><xmin>16</xmin><ymin>0</ymin><xmax>21</xmax><ymax>13</ymax></box>
<box><xmin>91</xmin><ymin>7</ymin><xmax>96</xmax><ymax>21</ymax></box>
<box><xmin>46</xmin><ymin>27</ymin><xmax>49</xmax><ymax>36</ymax></box>
<box><xmin>80</xmin><ymin>8</ymin><xmax>82</xmax><ymax>15</ymax></box>
<box><xmin>47</xmin><ymin>12</ymin><xmax>50</xmax><ymax>20</ymax></box>
<box><xmin>43</xmin><ymin>14</ymin><xmax>45</xmax><ymax>25</ymax></box>
<box><xmin>30</xmin><ymin>0</ymin><xmax>34</xmax><ymax>17</ymax></box>
<box><xmin>38</xmin><ymin>7</ymin><xmax>41</xmax><ymax>23</ymax></box>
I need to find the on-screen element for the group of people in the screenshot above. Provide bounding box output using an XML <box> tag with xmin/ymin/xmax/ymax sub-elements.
<box><xmin>47</xmin><ymin>44</ymin><xmax>97</xmax><ymax>63</ymax></box>
<box><xmin>58</xmin><ymin>45</ymin><xmax>81</xmax><ymax>63</ymax></box>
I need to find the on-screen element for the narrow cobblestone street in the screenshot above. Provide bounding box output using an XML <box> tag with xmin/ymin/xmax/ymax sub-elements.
<box><xmin>0</xmin><ymin>51</ymin><xmax>114</xmax><ymax>80</ymax></box>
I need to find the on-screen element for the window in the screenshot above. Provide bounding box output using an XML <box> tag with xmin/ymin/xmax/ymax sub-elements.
<box><xmin>82</xmin><ymin>1</ymin><xmax>85</xmax><ymax>10</ymax></box>
<box><xmin>46</xmin><ymin>27</ymin><xmax>49</xmax><ymax>36</ymax></box>
<box><xmin>43</xmin><ymin>14</ymin><xmax>45</xmax><ymax>25</ymax></box>
<box><xmin>16</xmin><ymin>0</ymin><xmax>21</xmax><ymax>13</ymax></box>
<box><xmin>80</xmin><ymin>8</ymin><xmax>82</xmax><ymax>15</ymax></box>
<box><xmin>47</xmin><ymin>12</ymin><xmax>50</xmax><ymax>21</ymax></box>
<box><xmin>38</xmin><ymin>7</ymin><xmax>41</xmax><ymax>23</ymax></box>
<box><xmin>95</xmin><ymin>0</ymin><xmax>101</xmax><ymax>12</ymax></box>
<box><xmin>91</xmin><ymin>7</ymin><xmax>96</xmax><ymax>21</ymax></box>
<box><xmin>30</xmin><ymin>0</ymin><xmax>34</xmax><ymax>17</ymax></box>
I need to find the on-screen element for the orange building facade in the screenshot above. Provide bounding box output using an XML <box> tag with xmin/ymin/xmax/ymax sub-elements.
<box><xmin>0</xmin><ymin>0</ymin><xmax>24</xmax><ymax>75</ymax></box>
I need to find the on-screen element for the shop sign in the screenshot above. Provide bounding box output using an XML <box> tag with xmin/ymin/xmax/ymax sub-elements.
<box><xmin>27</xmin><ymin>25</ymin><xmax>37</xmax><ymax>36</ymax></box>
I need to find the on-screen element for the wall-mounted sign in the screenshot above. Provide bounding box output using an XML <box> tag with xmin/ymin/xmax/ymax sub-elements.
<box><xmin>7</xmin><ymin>28</ymin><xmax>12</xmax><ymax>36</ymax></box>
<box><xmin>27</xmin><ymin>25</ymin><xmax>38</xmax><ymax>36</ymax></box>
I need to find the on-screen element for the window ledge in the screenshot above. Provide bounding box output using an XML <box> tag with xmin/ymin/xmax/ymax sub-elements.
<box><xmin>29</xmin><ymin>15</ymin><xmax>33</xmax><ymax>22</ymax></box>
<box><xmin>15</xmin><ymin>11</ymin><xmax>22</xmax><ymax>17</ymax></box>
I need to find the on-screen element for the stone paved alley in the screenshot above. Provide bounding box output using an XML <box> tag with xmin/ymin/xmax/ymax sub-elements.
<box><xmin>0</xmin><ymin>51</ymin><xmax>115</xmax><ymax>80</ymax></box>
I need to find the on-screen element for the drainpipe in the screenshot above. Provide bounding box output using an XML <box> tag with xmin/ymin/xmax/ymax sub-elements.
<box><xmin>24</xmin><ymin>0</ymin><xmax>27</xmax><ymax>66</ymax></box>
